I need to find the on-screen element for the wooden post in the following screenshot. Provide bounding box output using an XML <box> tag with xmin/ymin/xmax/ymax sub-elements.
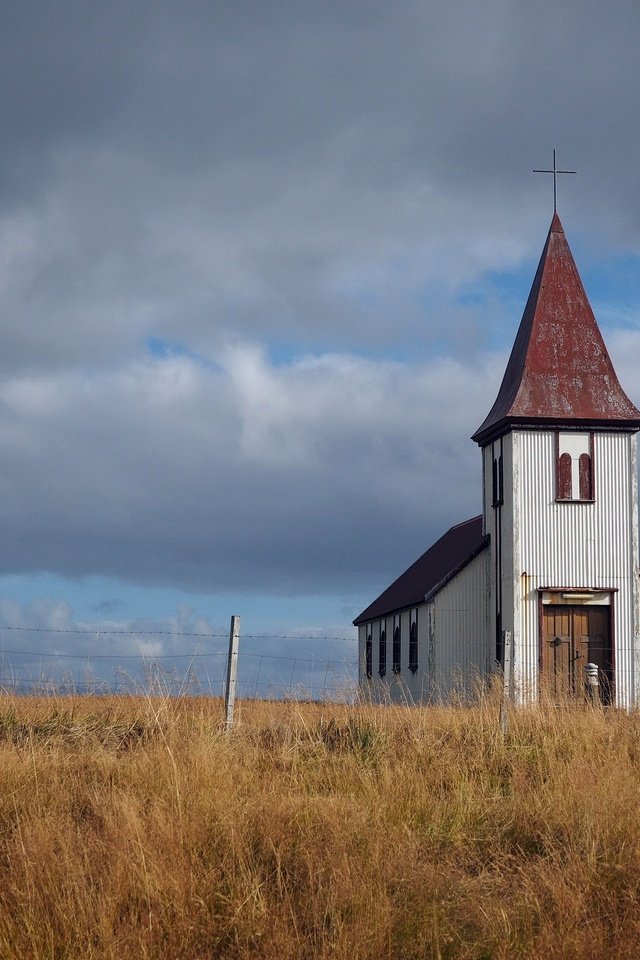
<box><xmin>224</xmin><ymin>615</ymin><xmax>240</xmax><ymax>731</ymax></box>
<box><xmin>499</xmin><ymin>630</ymin><xmax>513</xmax><ymax>736</ymax></box>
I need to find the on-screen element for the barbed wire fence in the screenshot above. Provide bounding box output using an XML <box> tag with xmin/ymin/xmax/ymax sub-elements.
<box><xmin>0</xmin><ymin>618</ymin><xmax>359</xmax><ymax>704</ymax></box>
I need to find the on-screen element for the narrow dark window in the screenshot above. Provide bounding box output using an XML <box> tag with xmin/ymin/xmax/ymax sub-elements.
<box><xmin>492</xmin><ymin>454</ymin><xmax>504</xmax><ymax>507</ymax></box>
<box><xmin>558</xmin><ymin>452</ymin><xmax>572</xmax><ymax>500</ymax></box>
<box><xmin>409</xmin><ymin>618</ymin><xmax>418</xmax><ymax>673</ymax></box>
<box><xmin>378</xmin><ymin>629</ymin><xmax>386</xmax><ymax>677</ymax></box>
<box><xmin>495</xmin><ymin>611</ymin><xmax>503</xmax><ymax>666</ymax></box>
<box><xmin>392</xmin><ymin>625</ymin><xmax>401</xmax><ymax>674</ymax></box>
<box><xmin>579</xmin><ymin>453</ymin><xmax>592</xmax><ymax>500</ymax></box>
<box><xmin>365</xmin><ymin>633</ymin><xmax>372</xmax><ymax>679</ymax></box>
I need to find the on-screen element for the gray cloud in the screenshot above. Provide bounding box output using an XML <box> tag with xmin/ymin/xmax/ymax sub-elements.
<box><xmin>2</xmin><ymin>1</ymin><xmax>640</xmax><ymax>371</ymax></box>
<box><xmin>0</xmin><ymin>1</ymin><xmax>640</xmax><ymax>611</ymax></box>
<box><xmin>0</xmin><ymin>344</ymin><xmax>503</xmax><ymax>593</ymax></box>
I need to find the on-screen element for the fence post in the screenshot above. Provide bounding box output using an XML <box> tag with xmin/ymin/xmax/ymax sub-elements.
<box><xmin>224</xmin><ymin>615</ymin><xmax>240</xmax><ymax>731</ymax></box>
<box><xmin>499</xmin><ymin>630</ymin><xmax>513</xmax><ymax>736</ymax></box>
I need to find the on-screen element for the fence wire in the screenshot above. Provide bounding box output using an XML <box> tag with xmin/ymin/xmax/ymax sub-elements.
<box><xmin>0</xmin><ymin>625</ymin><xmax>359</xmax><ymax>702</ymax></box>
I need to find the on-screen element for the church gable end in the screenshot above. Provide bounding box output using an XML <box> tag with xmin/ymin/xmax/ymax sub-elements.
<box><xmin>353</xmin><ymin>516</ymin><xmax>488</xmax><ymax>626</ymax></box>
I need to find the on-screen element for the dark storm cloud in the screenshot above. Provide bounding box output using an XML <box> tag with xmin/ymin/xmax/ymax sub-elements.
<box><xmin>1</xmin><ymin>1</ymin><xmax>640</xmax><ymax>600</ymax></box>
<box><xmin>2</xmin><ymin>0</ymin><xmax>640</xmax><ymax>372</ymax></box>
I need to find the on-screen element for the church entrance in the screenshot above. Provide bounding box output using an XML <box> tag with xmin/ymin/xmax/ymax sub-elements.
<box><xmin>541</xmin><ymin>604</ymin><xmax>612</xmax><ymax>703</ymax></box>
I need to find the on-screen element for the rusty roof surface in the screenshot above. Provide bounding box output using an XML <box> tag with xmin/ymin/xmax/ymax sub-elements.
<box><xmin>353</xmin><ymin>516</ymin><xmax>488</xmax><ymax>625</ymax></box>
<box><xmin>473</xmin><ymin>213</ymin><xmax>640</xmax><ymax>445</ymax></box>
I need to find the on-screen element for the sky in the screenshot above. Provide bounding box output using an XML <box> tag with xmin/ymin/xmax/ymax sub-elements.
<box><xmin>2</xmin><ymin>0</ymin><xmax>640</xmax><ymax>692</ymax></box>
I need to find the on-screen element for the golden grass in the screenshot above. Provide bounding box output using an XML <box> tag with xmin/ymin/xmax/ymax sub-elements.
<box><xmin>0</xmin><ymin>691</ymin><xmax>638</xmax><ymax>959</ymax></box>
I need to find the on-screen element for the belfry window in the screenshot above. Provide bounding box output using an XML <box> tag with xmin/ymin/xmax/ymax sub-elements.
<box><xmin>556</xmin><ymin>433</ymin><xmax>594</xmax><ymax>502</ymax></box>
<box><xmin>579</xmin><ymin>452</ymin><xmax>593</xmax><ymax>499</ymax></box>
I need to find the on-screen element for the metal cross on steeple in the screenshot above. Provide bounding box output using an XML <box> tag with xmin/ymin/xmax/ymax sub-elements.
<box><xmin>533</xmin><ymin>149</ymin><xmax>577</xmax><ymax>212</ymax></box>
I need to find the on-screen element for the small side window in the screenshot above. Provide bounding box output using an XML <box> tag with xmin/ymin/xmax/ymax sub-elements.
<box><xmin>378</xmin><ymin>629</ymin><xmax>386</xmax><ymax>678</ymax></box>
<box><xmin>409</xmin><ymin>618</ymin><xmax>418</xmax><ymax>673</ymax></box>
<box><xmin>495</xmin><ymin>611</ymin><xmax>503</xmax><ymax>666</ymax></box>
<box><xmin>491</xmin><ymin>453</ymin><xmax>504</xmax><ymax>508</ymax></box>
<box><xmin>365</xmin><ymin>633</ymin><xmax>372</xmax><ymax>680</ymax></box>
<box><xmin>392</xmin><ymin>625</ymin><xmax>401</xmax><ymax>674</ymax></box>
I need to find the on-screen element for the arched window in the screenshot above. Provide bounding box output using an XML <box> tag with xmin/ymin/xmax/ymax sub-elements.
<box><xmin>378</xmin><ymin>629</ymin><xmax>386</xmax><ymax>677</ymax></box>
<box><xmin>409</xmin><ymin>618</ymin><xmax>418</xmax><ymax>673</ymax></box>
<box><xmin>392</xmin><ymin>625</ymin><xmax>401</xmax><ymax>674</ymax></box>
<box><xmin>365</xmin><ymin>633</ymin><xmax>372</xmax><ymax>680</ymax></box>
<box><xmin>558</xmin><ymin>452</ymin><xmax>572</xmax><ymax>500</ymax></box>
<box><xmin>579</xmin><ymin>453</ymin><xmax>593</xmax><ymax>500</ymax></box>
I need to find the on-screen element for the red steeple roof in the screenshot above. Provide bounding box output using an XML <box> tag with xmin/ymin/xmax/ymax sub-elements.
<box><xmin>473</xmin><ymin>213</ymin><xmax>640</xmax><ymax>445</ymax></box>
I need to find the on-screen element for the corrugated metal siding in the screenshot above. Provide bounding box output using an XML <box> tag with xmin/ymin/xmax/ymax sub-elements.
<box><xmin>632</xmin><ymin>436</ymin><xmax>640</xmax><ymax>706</ymax></box>
<box><xmin>516</xmin><ymin>430</ymin><xmax>638</xmax><ymax>706</ymax></box>
<box><xmin>486</xmin><ymin>434</ymin><xmax>517</xmax><ymax>677</ymax></box>
<box><xmin>357</xmin><ymin>605</ymin><xmax>431</xmax><ymax>704</ymax></box>
<box><xmin>431</xmin><ymin>549</ymin><xmax>488</xmax><ymax>700</ymax></box>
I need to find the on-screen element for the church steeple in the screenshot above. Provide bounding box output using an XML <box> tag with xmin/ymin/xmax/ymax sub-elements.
<box><xmin>473</xmin><ymin>214</ymin><xmax>640</xmax><ymax>445</ymax></box>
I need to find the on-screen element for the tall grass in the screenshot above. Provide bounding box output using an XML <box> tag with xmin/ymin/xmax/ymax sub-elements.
<box><xmin>0</xmin><ymin>690</ymin><xmax>638</xmax><ymax>958</ymax></box>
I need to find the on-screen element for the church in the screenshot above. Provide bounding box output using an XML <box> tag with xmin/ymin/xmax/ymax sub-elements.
<box><xmin>354</xmin><ymin>212</ymin><xmax>640</xmax><ymax>707</ymax></box>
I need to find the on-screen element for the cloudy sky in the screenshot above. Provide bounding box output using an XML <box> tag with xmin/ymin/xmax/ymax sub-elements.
<box><xmin>2</xmin><ymin>0</ymin><xmax>640</xmax><ymax>687</ymax></box>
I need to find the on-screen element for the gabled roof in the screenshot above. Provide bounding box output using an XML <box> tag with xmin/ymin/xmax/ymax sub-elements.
<box><xmin>353</xmin><ymin>516</ymin><xmax>488</xmax><ymax>625</ymax></box>
<box><xmin>473</xmin><ymin>213</ymin><xmax>640</xmax><ymax>445</ymax></box>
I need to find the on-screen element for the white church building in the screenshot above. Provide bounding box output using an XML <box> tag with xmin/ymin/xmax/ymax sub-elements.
<box><xmin>355</xmin><ymin>213</ymin><xmax>640</xmax><ymax>706</ymax></box>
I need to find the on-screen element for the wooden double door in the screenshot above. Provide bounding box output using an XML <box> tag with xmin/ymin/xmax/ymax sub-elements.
<box><xmin>541</xmin><ymin>605</ymin><xmax>612</xmax><ymax>703</ymax></box>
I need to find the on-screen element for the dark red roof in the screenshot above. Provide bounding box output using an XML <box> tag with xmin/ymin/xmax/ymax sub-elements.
<box><xmin>353</xmin><ymin>516</ymin><xmax>487</xmax><ymax>625</ymax></box>
<box><xmin>473</xmin><ymin>213</ymin><xmax>640</xmax><ymax>445</ymax></box>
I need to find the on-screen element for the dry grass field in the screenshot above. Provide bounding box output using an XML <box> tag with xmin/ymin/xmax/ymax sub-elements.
<box><xmin>0</xmin><ymin>690</ymin><xmax>639</xmax><ymax>959</ymax></box>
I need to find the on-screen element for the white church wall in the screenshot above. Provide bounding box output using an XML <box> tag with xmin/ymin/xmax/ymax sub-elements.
<box><xmin>483</xmin><ymin>435</ymin><xmax>517</xmax><ymax>677</ymax></box>
<box><xmin>515</xmin><ymin>429</ymin><xmax>638</xmax><ymax>707</ymax></box>
<box><xmin>430</xmin><ymin>549</ymin><xmax>488</xmax><ymax>701</ymax></box>
<box><xmin>632</xmin><ymin>435</ymin><xmax>640</xmax><ymax>708</ymax></box>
